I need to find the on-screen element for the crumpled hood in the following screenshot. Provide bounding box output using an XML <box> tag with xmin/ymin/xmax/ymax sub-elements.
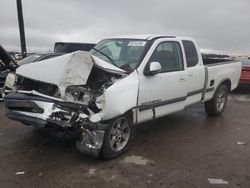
<box><xmin>16</xmin><ymin>51</ymin><xmax>125</xmax><ymax>94</ymax></box>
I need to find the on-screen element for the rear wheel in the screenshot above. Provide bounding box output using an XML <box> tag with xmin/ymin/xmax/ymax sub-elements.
<box><xmin>205</xmin><ymin>84</ymin><xmax>228</xmax><ymax>116</ymax></box>
<box><xmin>100</xmin><ymin>114</ymin><xmax>134</xmax><ymax>159</ymax></box>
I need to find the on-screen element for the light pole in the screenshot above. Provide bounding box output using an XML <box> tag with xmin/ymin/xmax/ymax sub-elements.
<box><xmin>16</xmin><ymin>0</ymin><xmax>27</xmax><ymax>58</ymax></box>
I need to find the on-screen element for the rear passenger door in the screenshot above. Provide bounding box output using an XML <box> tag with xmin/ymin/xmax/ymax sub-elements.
<box><xmin>182</xmin><ymin>40</ymin><xmax>205</xmax><ymax>106</ymax></box>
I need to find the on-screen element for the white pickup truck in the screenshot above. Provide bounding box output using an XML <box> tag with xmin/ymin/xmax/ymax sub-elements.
<box><xmin>3</xmin><ymin>35</ymin><xmax>241</xmax><ymax>159</ymax></box>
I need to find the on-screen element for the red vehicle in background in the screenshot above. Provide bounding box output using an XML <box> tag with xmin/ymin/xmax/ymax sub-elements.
<box><xmin>240</xmin><ymin>59</ymin><xmax>250</xmax><ymax>85</ymax></box>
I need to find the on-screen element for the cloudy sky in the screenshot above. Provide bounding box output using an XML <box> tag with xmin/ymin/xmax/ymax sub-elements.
<box><xmin>0</xmin><ymin>0</ymin><xmax>250</xmax><ymax>54</ymax></box>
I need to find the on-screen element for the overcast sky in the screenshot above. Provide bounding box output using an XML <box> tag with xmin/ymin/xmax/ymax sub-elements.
<box><xmin>0</xmin><ymin>0</ymin><xmax>250</xmax><ymax>54</ymax></box>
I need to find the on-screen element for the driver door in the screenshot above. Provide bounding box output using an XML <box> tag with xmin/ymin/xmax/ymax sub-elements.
<box><xmin>137</xmin><ymin>41</ymin><xmax>187</xmax><ymax>123</ymax></box>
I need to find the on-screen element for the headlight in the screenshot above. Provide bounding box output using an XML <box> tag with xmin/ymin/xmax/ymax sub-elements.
<box><xmin>4</xmin><ymin>73</ymin><xmax>16</xmax><ymax>89</ymax></box>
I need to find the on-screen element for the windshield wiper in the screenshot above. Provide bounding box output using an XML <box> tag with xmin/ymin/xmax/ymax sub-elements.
<box><xmin>92</xmin><ymin>47</ymin><xmax>118</xmax><ymax>68</ymax></box>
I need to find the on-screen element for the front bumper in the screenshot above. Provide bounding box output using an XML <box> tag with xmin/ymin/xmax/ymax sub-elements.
<box><xmin>1</xmin><ymin>88</ymin><xmax>10</xmax><ymax>101</ymax></box>
<box><xmin>4</xmin><ymin>93</ymin><xmax>76</xmax><ymax>128</ymax></box>
<box><xmin>4</xmin><ymin>92</ymin><xmax>108</xmax><ymax>156</ymax></box>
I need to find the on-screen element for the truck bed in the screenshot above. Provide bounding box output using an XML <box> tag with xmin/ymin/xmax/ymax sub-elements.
<box><xmin>203</xmin><ymin>61</ymin><xmax>242</xmax><ymax>101</ymax></box>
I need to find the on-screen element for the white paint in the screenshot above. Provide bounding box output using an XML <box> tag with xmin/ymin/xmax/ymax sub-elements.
<box><xmin>135</xmin><ymin>36</ymin><xmax>241</xmax><ymax>123</ymax></box>
<box><xmin>16</xmin><ymin>51</ymin><xmax>94</xmax><ymax>97</ymax></box>
<box><xmin>9</xmin><ymin>35</ymin><xmax>242</xmax><ymax>127</ymax></box>
<box><xmin>204</xmin><ymin>61</ymin><xmax>242</xmax><ymax>102</ymax></box>
<box><xmin>16</xmin><ymin>51</ymin><xmax>125</xmax><ymax>98</ymax></box>
<box><xmin>100</xmin><ymin>71</ymin><xmax>139</xmax><ymax>120</ymax></box>
<box><xmin>184</xmin><ymin>39</ymin><xmax>206</xmax><ymax>106</ymax></box>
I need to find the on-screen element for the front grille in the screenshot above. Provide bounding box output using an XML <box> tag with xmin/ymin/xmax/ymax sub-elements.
<box><xmin>16</xmin><ymin>76</ymin><xmax>58</xmax><ymax>97</ymax></box>
<box><xmin>8</xmin><ymin>106</ymin><xmax>44</xmax><ymax>113</ymax></box>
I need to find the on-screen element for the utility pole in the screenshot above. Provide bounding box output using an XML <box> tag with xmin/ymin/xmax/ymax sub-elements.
<box><xmin>16</xmin><ymin>0</ymin><xmax>27</xmax><ymax>58</ymax></box>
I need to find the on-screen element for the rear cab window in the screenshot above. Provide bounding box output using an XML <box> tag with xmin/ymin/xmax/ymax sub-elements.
<box><xmin>182</xmin><ymin>40</ymin><xmax>199</xmax><ymax>67</ymax></box>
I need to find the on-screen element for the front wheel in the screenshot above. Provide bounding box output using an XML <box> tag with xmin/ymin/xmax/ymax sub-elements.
<box><xmin>100</xmin><ymin>114</ymin><xmax>134</xmax><ymax>159</ymax></box>
<box><xmin>204</xmin><ymin>84</ymin><xmax>229</xmax><ymax>116</ymax></box>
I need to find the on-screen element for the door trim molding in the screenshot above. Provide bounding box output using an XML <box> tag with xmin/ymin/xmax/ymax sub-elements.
<box><xmin>138</xmin><ymin>96</ymin><xmax>186</xmax><ymax>111</ymax></box>
<box><xmin>137</xmin><ymin>88</ymin><xmax>214</xmax><ymax>112</ymax></box>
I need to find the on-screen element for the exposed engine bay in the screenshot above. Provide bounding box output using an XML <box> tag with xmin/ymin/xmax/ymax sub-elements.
<box><xmin>65</xmin><ymin>67</ymin><xmax>121</xmax><ymax>106</ymax></box>
<box><xmin>14</xmin><ymin>66</ymin><xmax>121</xmax><ymax>108</ymax></box>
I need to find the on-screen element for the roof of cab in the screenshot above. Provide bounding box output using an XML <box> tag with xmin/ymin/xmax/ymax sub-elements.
<box><xmin>107</xmin><ymin>34</ymin><xmax>176</xmax><ymax>40</ymax></box>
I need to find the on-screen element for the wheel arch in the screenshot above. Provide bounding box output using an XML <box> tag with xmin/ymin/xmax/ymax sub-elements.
<box><xmin>222</xmin><ymin>79</ymin><xmax>231</xmax><ymax>91</ymax></box>
<box><xmin>213</xmin><ymin>78</ymin><xmax>231</xmax><ymax>98</ymax></box>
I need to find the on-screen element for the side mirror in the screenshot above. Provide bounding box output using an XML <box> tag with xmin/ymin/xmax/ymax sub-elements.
<box><xmin>145</xmin><ymin>62</ymin><xmax>162</xmax><ymax>76</ymax></box>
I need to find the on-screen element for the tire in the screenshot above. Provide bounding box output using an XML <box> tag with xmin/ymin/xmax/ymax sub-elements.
<box><xmin>100</xmin><ymin>114</ymin><xmax>134</xmax><ymax>160</ymax></box>
<box><xmin>204</xmin><ymin>84</ymin><xmax>229</xmax><ymax>116</ymax></box>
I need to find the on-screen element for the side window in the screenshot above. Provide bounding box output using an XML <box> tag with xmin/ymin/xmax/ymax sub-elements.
<box><xmin>149</xmin><ymin>42</ymin><xmax>184</xmax><ymax>72</ymax></box>
<box><xmin>182</xmin><ymin>40</ymin><xmax>199</xmax><ymax>67</ymax></box>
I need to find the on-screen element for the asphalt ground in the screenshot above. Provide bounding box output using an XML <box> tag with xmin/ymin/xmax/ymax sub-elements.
<box><xmin>0</xmin><ymin>87</ymin><xmax>250</xmax><ymax>188</ymax></box>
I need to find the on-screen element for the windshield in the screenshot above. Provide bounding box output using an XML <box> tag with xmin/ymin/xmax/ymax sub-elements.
<box><xmin>90</xmin><ymin>39</ymin><xmax>149</xmax><ymax>71</ymax></box>
<box><xmin>18</xmin><ymin>54</ymin><xmax>42</xmax><ymax>66</ymax></box>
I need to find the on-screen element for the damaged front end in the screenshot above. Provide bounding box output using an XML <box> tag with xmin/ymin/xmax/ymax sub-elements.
<box><xmin>3</xmin><ymin>51</ymin><xmax>126</xmax><ymax>156</ymax></box>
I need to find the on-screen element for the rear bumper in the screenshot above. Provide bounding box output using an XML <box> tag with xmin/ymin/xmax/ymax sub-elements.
<box><xmin>4</xmin><ymin>92</ymin><xmax>108</xmax><ymax>157</ymax></box>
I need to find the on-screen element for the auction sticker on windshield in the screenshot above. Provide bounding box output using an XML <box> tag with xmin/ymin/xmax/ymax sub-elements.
<box><xmin>128</xmin><ymin>41</ymin><xmax>146</xmax><ymax>46</ymax></box>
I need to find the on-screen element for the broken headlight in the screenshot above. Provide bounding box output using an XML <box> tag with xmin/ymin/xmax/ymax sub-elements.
<box><xmin>4</xmin><ymin>73</ymin><xmax>16</xmax><ymax>89</ymax></box>
<box><xmin>65</xmin><ymin>86</ymin><xmax>92</xmax><ymax>104</ymax></box>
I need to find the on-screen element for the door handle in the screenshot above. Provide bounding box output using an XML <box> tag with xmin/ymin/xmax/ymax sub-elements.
<box><xmin>188</xmin><ymin>74</ymin><xmax>193</xmax><ymax>78</ymax></box>
<box><xmin>179</xmin><ymin>78</ymin><xmax>186</xmax><ymax>82</ymax></box>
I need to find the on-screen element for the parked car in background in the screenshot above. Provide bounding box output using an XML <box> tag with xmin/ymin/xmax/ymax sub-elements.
<box><xmin>239</xmin><ymin>59</ymin><xmax>250</xmax><ymax>85</ymax></box>
<box><xmin>54</xmin><ymin>42</ymin><xmax>96</xmax><ymax>53</ymax></box>
<box><xmin>3</xmin><ymin>35</ymin><xmax>241</xmax><ymax>159</ymax></box>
